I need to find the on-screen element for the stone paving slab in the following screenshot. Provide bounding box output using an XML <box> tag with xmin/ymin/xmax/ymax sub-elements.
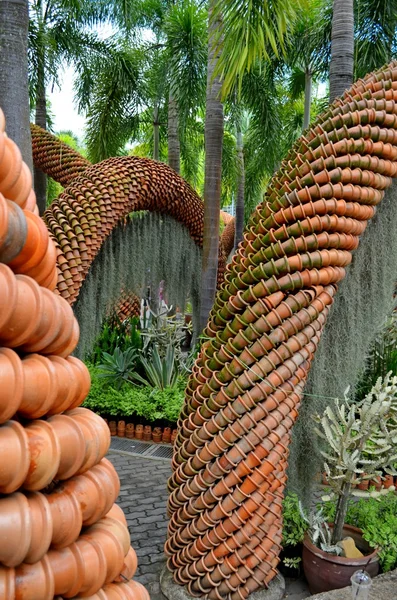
<box><xmin>107</xmin><ymin>448</ymin><xmax>310</xmax><ymax>600</ymax></box>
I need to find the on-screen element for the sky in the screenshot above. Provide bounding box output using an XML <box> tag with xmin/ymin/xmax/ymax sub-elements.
<box><xmin>48</xmin><ymin>67</ymin><xmax>86</xmax><ymax>139</ymax></box>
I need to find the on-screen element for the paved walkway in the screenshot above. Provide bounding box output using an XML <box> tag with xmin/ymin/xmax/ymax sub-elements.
<box><xmin>107</xmin><ymin>448</ymin><xmax>310</xmax><ymax>600</ymax></box>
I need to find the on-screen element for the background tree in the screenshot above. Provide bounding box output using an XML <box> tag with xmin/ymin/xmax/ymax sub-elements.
<box><xmin>329</xmin><ymin>0</ymin><xmax>354</xmax><ymax>101</ymax></box>
<box><xmin>0</xmin><ymin>0</ymin><xmax>32</xmax><ymax>171</ymax></box>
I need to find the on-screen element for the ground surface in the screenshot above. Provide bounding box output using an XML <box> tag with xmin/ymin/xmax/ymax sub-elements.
<box><xmin>107</xmin><ymin>443</ymin><xmax>311</xmax><ymax>600</ymax></box>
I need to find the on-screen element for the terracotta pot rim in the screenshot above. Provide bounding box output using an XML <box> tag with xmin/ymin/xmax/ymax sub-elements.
<box><xmin>303</xmin><ymin>525</ymin><xmax>379</xmax><ymax>566</ymax></box>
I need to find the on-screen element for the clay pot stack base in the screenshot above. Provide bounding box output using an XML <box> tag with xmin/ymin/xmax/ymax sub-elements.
<box><xmin>0</xmin><ymin>110</ymin><xmax>149</xmax><ymax>600</ymax></box>
<box><xmin>163</xmin><ymin>62</ymin><xmax>397</xmax><ymax>600</ymax></box>
<box><xmin>106</xmin><ymin>420</ymin><xmax>177</xmax><ymax>444</ymax></box>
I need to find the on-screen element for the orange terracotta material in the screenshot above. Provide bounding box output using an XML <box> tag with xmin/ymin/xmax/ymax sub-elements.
<box><xmin>0</xmin><ymin>263</ymin><xmax>79</xmax><ymax>356</ymax></box>
<box><xmin>163</xmin><ymin>62</ymin><xmax>397</xmax><ymax>600</ymax></box>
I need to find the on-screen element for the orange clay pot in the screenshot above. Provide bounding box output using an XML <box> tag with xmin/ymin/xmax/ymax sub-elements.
<box><xmin>0</xmin><ymin>264</ymin><xmax>79</xmax><ymax>356</ymax></box>
<box><xmin>0</xmin><ymin>347</ymin><xmax>24</xmax><ymax>424</ymax></box>
<box><xmin>135</xmin><ymin>424</ymin><xmax>143</xmax><ymax>440</ymax></box>
<box><xmin>0</xmin><ymin>351</ymin><xmax>91</xmax><ymax>422</ymax></box>
<box><xmin>0</xmin><ymin>491</ymin><xmax>52</xmax><ymax>567</ymax></box>
<box><xmin>0</xmin><ymin>420</ymin><xmax>30</xmax><ymax>493</ymax></box>
<box><xmin>143</xmin><ymin>425</ymin><xmax>151</xmax><ymax>441</ymax></box>
<box><xmin>66</xmin><ymin>407</ymin><xmax>111</xmax><ymax>474</ymax></box>
<box><xmin>61</xmin><ymin>458</ymin><xmax>120</xmax><ymax>526</ymax></box>
<box><xmin>126</xmin><ymin>423</ymin><xmax>134</xmax><ymax>439</ymax></box>
<box><xmin>383</xmin><ymin>474</ymin><xmax>394</xmax><ymax>488</ymax></box>
<box><xmin>109</xmin><ymin>421</ymin><xmax>117</xmax><ymax>436</ymax></box>
<box><xmin>152</xmin><ymin>427</ymin><xmax>162</xmax><ymax>443</ymax></box>
<box><xmin>113</xmin><ymin>547</ymin><xmax>138</xmax><ymax>581</ymax></box>
<box><xmin>0</xmin><ymin>195</ymin><xmax>27</xmax><ymax>263</ymax></box>
<box><xmin>47</xmin><ymin>414</ymin><xmax>86</xmax><ymax>479</ymax></box>
<box><xmin>117</xmin><ymin>421</ymin><xmax>126</xmax><ymax>437</ymax></box>
<box><xmin>47</xmin><ymin>485</ymin><xmax>83</xmax><ymax>549</ymax></box>
<box><xmin>7</xmin><ymin>209</ymin><xmax>49</xmax><ymax>273</ymax></box>
<box><xmin>162</xmin><ymin>427</ymin><xmax>171</xmax><ymax>443</ymax></box>
<box><xmin>24</xmin><ymin>419</ymin><xmax>61</xmax><ymax>491</ymax></box>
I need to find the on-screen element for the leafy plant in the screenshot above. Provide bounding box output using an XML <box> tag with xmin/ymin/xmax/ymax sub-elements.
<box><xmin>322</xmin><ymin>494</ymin><xmax>397</xmax><ymax>572</ymax></box>
<box><xmin>282</xmin><ymin>492</ymin><xmax>307</xmax><ymax>547</ymax></box>
<box><xmin>132</xmin><ymin>344</ymin><xmax>179</xmax><ymax>390</ymax></box>
<box><xmin>313</xmin><ymin>373</ymin><xmax>397</xmax><ymax>547</ymax></box>
<box><xmin>83</xmin><ymin>365</ymin><xmax>185</xmax><ymax>422</ymax></box>
<box><xmin>90</xmin><ymin>315</ymin><xmax>142</xmax><ymax>364</ymax></box>
<box><xmin>98</xmin><ymin>347</ymin><xmax>140</xmax><ymax>390</ymax></box>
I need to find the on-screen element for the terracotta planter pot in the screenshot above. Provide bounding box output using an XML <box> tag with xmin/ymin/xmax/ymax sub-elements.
<box><xmin>357</xmin><ymin>478</ymin><xmax>369</xmax><ymax>490</ymax></box>
<box><xmin>171</xmin><ymin>429</ymin><xmax>178</xmax><ymax>444</ymax></box>
<box><xmin>47</xmin><ymin>414</ymin><xmax>86</xmax><ymax>479</ymax></box>
<box><xmin>109</xmin><ymin>421</ymin><xmax>117</xmax><ymax>436</ymax></box>
<box><xmin>135</xmin><ymin>424</ymin><xmax>143</xmax><ymax>440</ymax></box>
<box><xmin>0</xmin><ymin>420</ymin><xmax>30</xmax><ymax>493</ymax></box>
<box><xmin>383</xmin><ymin>474</ymin><xmax>394</xmax><ymax>488</ymax></box>
<box><xmin>162</xmin><ymin>427</ymin><xmax>171</xmax><ymax>443</ymax></box>
<box><xmin>117</xmin><ymin>421</ymin><xmax>125</xmax><ymax>437</ymax></box>
<box><xmin>125</xmin><ymin>424</ymin><xmax>134</xmax><ymax>439</ymax></box>
<box><xmin>143</xmin><ymin>425</ymin><xmax>152</xmax><ymax>441</ymax></box>
<box><xmin>369</xmin><ymin>476</ymin><xmax>382</xmax><ymax>490</ymax></box>
<box><xmin>0</xmin><ymin>195</ymin><xmax>27</xmax><ymax>263</ymax></box>
<box><xmin>0</xmin><ymin>347</ymin><xmax>23</xmax><ymax>424</ymax></box>
<box><xmin>152</xmin><ymin>427</ymin><xmax>162</xmax><ymax>443</ymax></box>
<box><xmin>302</xmin><ymin>525</ymin><xmax>379</xmax><ymax>594</ymax></box>
<box><xmin>66</xmin><ymin>408</ymin><xmax>111</xmax><ymax>475</ymax></box>
<box><xmin>24</xmin><ymin>419</ymin><xmax>61</xmax><ymax>490</ymax></box>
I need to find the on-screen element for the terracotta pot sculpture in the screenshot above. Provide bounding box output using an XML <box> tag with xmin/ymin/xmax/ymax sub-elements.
<box><xmin>161</xmin><ymin>62</ymin><xmax>397</xmax><ymax>600</ymax></box>
<box><xmin>0</xmin><ymin>108</ymin><xmax>149</xmax><ymax>600</ymax></box>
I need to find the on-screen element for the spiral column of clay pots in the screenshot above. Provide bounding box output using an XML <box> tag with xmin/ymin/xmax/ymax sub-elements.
<box><xmin>0</xmin><ymin>108</ymin><xmax>150</xmax><ymax>600</ymax></box>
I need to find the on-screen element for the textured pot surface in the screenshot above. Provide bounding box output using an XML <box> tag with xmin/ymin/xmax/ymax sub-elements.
<box><xmin>302</xmin><ymin>525</ymin><xmax>379</xmax><ymax>594</ymax></box>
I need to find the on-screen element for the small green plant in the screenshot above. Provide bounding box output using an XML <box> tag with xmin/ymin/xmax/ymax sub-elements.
<box><xmin>90</xmin><ymin>315</ymin><xmax>142</xmax><ymax>364</ymax></box>
<box><xmin>311</xmin><ymin>373</ymin><xmax>397</xmax><ymax>548</ymax></box>
<box><xmin>83</xmin><ymin>365</ymin><xmax>185</xmax><ymax>422</ymax></box>
<box><xmin>133</xmin><ymin>344</ymin><xmax>179</xmax><ymax>390</ymax></box>
<box><xmin>322</xmin><ymin>493</ymin><xmax>397</xmax><ymax>572</ymax></box>
<box><xmin>98</xmin><ymin>347</ymin><xmax>140</xmax><ymax>390</ymax></box>
<box><xmin>282</xmin><ymin>492</ymin><xmax>307</xmax><ymax>547</ymax></box>
<box><xmin>282</xmin><ymin>556</ymin><xmax>301</xmax><ymax>571</ymax></box>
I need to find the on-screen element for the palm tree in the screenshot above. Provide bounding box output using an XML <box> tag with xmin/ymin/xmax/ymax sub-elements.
<box><xmin>329</xmin><ymin>0</ymin><xmax>354</xmax><ymax>102</ymax></box>
<box><xmin>0</xmin><ymin>0</ymin><xmax>32</xmax><ymax>171</ymax></box>
<box><xmin>285</xmin><ymin>0</ymin><xmax>331</xmax><ymax>130</ymax></box>
<box><xmin>198</xmin><ymin>0</ymin><xmax>305</xmax><ymax>331</ymax></box>
<box><xmin>165</xmin><ymin>0</ymin><xmax>207</xmax><ymax>173</ymax></box>
<box><xmin>354</xmin><ymin>0</ymin><xmax>397</xmax><ymax>79</ymax></box>
<box><xmin>28</xmin><ymin>0</ymin><xmax>113</xmax><ymax>212</ymax></box>
<box><xmin>199</xmin><ymin>0</ymin><xmax>224</xmax><ymax>333</ymax></box>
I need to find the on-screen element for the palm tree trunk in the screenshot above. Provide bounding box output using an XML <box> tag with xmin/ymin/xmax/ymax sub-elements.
<box><xmin>234</xmin><ymin>124</ymin><xmax>245</xmax><ymax>251</ymax></box>
<box><xmin>329</xmin><ymin>0</ymin><xmax>354</xmax><ymax>102</ymax></box>
<box><xmin>0</xmin><ymin>0</ymin><xmax>32</xmax><ymax>172</ymax></box>
<box><xmin>303</xmin><ymin>68</ymin><xmax>312</xmax><ymax>131</ymax></box>
<box><xmin>153</xmin><ymin>105</ymin><xmax>160</xmax><ymax>161</ymax></box>
<box><xmin>34</xmin><ymin>54</ymin><xmax>48</xmax><ymax>215</ymax></box>
<box><xmin>199</xmin><ymin>1</ymin><xmax>224</xmax><ymax>333</ymax></box>
<box><xmin>167</xmin><ymin>93</ymin><xmax>180</xmax><ymax>173</ymax></box>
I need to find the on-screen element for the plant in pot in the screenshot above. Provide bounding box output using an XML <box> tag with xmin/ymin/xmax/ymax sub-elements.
<box><xmin>301</xmin><ymin>373</ymin><xmax>397</xmax><ymax>594</ymax></box>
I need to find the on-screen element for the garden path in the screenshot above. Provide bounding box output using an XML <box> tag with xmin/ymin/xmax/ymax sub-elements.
<box><xmin>107</xmin><ymin>443</ymin><xmax>310</xmax><ymax>600</ymax></box>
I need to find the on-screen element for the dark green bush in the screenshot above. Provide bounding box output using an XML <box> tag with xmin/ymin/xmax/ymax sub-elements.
<box><xmin>323</xmin><ymin>493</ymin><xmax>397</xmax><ymax>572</ymax></box>
<box><xmin>83</xmin><ymin>364</ymin><xmax>185</xmax><ymax>423</ymax></box>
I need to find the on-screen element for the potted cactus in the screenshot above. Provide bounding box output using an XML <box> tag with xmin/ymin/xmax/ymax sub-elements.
<box><xmin>302</xmin><ymin>373</ymin><xmax>397</xmax><ymax>594</ymax></box>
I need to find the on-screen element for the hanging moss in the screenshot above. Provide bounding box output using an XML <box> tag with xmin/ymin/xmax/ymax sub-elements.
<box><xmin>73</xmin><ymin>212</ymin><xmax>202</xmax><ymax>359</ymax></box>
<box><xmin>288</xmin><ymin>180</ymin><xmax>397</xmax><ymax>506</ymax></box>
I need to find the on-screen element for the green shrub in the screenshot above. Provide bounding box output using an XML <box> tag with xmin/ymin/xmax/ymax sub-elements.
<box><xmin>89</xmin><ymin>316</ymin><xmax>142</xmax><ymax>364</ymax></box>
<box><xmin>83</xmin><ymin>365</ymin><xmax>185</xmax><ymax>423</ymax></box>
<box><xmin>322</xmin><ymin>493</ymin><xmax>397</xmax><ymax>572</ymax></box>
<box><xmin>282</xmin><ymin>492</ymin><xmax>307</xmax><ymax>547</ymax></box>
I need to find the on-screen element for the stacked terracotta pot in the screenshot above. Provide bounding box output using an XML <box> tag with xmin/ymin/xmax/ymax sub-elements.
<box><xmin>163</xmin><ymin>62</ymin><xmax>397</xmax><ymax>600</ymax></box>
<box><xmin>0</xmin><ymin>109</ymin><xmax>149</xmax><ymax>600</ymax></box>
